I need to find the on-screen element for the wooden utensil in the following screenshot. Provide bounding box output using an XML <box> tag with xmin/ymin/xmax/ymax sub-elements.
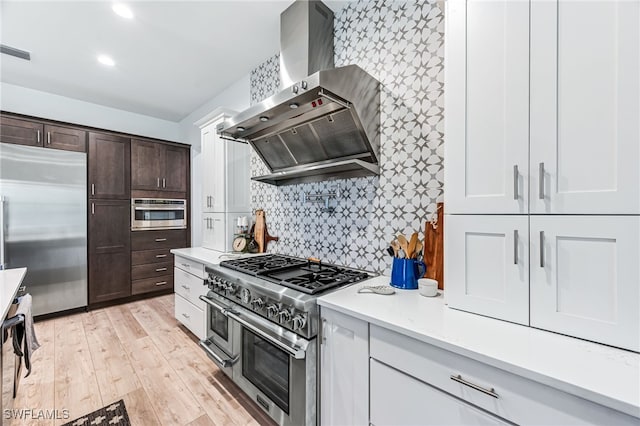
<box><xmin>407</xmin><ymin>232</ymin><xmax>419</xmax><ymax>259</ymax></box>
<box><xmin>424</xmin><ymin>203</ymin><xmax>444</xmax><ymax>288</ymax></box>
<box><xmin>254</xmin><ymin>209</ymin><xmax>279</xmax><ymax>253</ymax></box>
<box><xmin>397</xmin><ymin>234</ymin><xmax>409</xmax><ymax>258</ymax></box>
<box><xmin>414</xmin><ymin>240</ymin><xmax>423</xmax><ymax>259</ymax></box>
<box><xmin>390</xmin><ymin>241</ymin><xmax>400</xmax><ymax>257</ymax></box>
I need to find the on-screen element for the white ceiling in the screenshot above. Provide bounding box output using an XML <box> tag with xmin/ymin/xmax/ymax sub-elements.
<box><xmin>0</xmin><ymin>1</ymin><xmax>349</xmax><ymax>122</ymax></box>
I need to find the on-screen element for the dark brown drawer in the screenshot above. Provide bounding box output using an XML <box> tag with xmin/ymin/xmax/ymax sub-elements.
<box><xmin>132</xmin><ymin>275</ymin><xmax>173</xmax><ymax>295</ymax></box>
<box><xmin>131</xmin><ymin>248</ymin><xmax>174</xmax><ymax>265</ymax></box>
<box><xmin>131</xmin><ymin>230</ymin><xmax>187</xmax><ymax>251</ymax></box>
<box><xmin>132</xmin><ymin>261</ymin><xmax>174</xmax><ymax>280</ymax></box>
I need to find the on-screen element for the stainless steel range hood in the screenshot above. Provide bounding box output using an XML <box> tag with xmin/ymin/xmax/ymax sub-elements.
<box><xmin>220</xmin><ymin>0</ymin><xmax>380</xmax><ymax>186</ymax></box>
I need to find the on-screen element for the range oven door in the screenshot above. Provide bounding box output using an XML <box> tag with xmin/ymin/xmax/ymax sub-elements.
<box><xmin>198</xmin><ymin>294</ymin><xmax>238</xmax><ymax>377</ymax></box>
<box><xmin>227</xmin><ymin>308</ymin><xmax>316</xmax><ymax>426</ymax></box>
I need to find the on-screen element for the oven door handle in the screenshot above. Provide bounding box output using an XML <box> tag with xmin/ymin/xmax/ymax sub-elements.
<box><xmin>198</xmin><ymin>340</ymin><xmax>239</xmax><ymax>368</ymax></box>
<box><xmin>199</xmin><ymin>295</ymin><xmax>232</xmax><ymax>312</ymax></box>
<box><xmin>224</xmin><ymin>310</ymin><xmax>307</xmax><ymax>360</ymax></box>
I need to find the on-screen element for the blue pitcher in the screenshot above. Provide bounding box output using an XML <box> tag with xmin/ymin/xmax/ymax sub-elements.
<box><xmin>390</xmin><ymin>258</ymin><xmax>427</xmax><ymax>290</ymax></box>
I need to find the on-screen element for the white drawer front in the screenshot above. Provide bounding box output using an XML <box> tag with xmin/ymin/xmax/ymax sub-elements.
<box><xmin>174</xmin><ymin>255</ymin><xmax>205</xmax><ymax>279</ymax></box>
<box><xmin>371</xmin><ymin>359</ymin><xmax>509</xmax><ymax>426</ymax></box>
<box><xmin>370</xmin><ymin>325</ymin><xmax>637</xmax><ymax>426</ymax></box>
<box><xmin>175</xmin><ymin>294</ymin><xmax>205</xmax><ymax>340</ymax></box>
<box><xmin>174</xmin><ymin>267</ymin><xmax>207</xmax><ymax>308</ymax></box>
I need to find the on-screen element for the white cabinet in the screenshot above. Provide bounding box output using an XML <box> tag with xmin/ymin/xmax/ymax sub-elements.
<box><xmin>445</xmin><ymin>0</ymin><xmax>530</xmax><ymax>214</ymax></box>
<box><xmin>530</xmin><ymin>216</ymin><xmax>640</xmax><ymax>352</ymax></box>
<box><xmin>446</xmin><ymin>0</ymin><xmax>640</xmax><ymax>215</ymax></box>
<box><xmin>445</xmin><ymin>215</ymin><xmax>529</xmax><ymax>325</ymax></box>
<box><xmin>200</xmin><ymin>115</ymin><xmax>251</xmax><ymax>214</ymax></box>
<box><xmin>530</xmin><ymin>0</ymin><xmax>640</xmax><ymax>215</ymax></box>
<box><xmin>174</xmin><ymin>255</ymin><xmax>208</xmax><ymax>339</ymax></box>
<box><xmin>319</xmin><ymin>307</ymin><xmax>368</xmax><ymax>426</ymax></box>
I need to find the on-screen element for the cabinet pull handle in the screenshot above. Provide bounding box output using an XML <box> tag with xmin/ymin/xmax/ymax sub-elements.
<box><xmin>208</xmin><ymin>195</ymin><xmax>211</xmax><ymax>207</ymax></box>
<box><xmin>157</xmin><ymin>177</ymin><xmax>160</xmax><ymax>188</ymax></box>
<box><xmin>181</xmin><ymin>263</ymin><xmax>190</xmax><ymax>268</ymax></box>
<box><xmin>538</xmin><ymin>162</ymin><xmax>545</xmax><ymax>199</ymax></box>
<box><xmin>37</xmin><ymin>130</ymin><xmax>41</xmax><ymax>143</ymax></box>
<box><xmin>181</xmin><ymin>285</ymin><xmax>190</xmax><ymax>290</ymax></box>
<box><xmin>513</xmin><ymin>165</ymin><xmax>519</xmax><ymax>200</ymax></box>
<box><xmin>47</xmin><ymin>131</ymin><xmax>51</xmax><ymax>144</ymax></box>
<box><xmin>155</xmin><ymin>254</ymin><xmax>167</xmax><ymax>258</ymax></box>
<box><xmin>91</xmin><ymin>183</ymin><xmax>95</xmax><ymax>195</ymax></box>
<box><xmin>162</xmin><ymin>178</ymin><xmax>166</xmax><ymax>188</ymax></box>
<box><xmin>513</xmin><ymin>230</ymin><xmax>518</xmax><ymax>264</ymax></box>
<box><xmin>450</xmin><ymin>375</ymin><xmax>499</xmax><ymax>399</ymax></box>
<box><xmin>539</xmin><ymin>231</ymin><xmax>545</xmax><ymax>268</ymax></box>
<box><xmin>155</xmin><ymin>281</ymin><xmax>167</xmax><ymax>286</ymax></box>
<box><xmin>91</xmin><ymin>202</ymin><xmax>95</xmax><ymax>215</ymax></box>
<box><xmin>155</xmin><ymin>267</ymin><xmax>167</xmax><ymax>272</ymax></box>
<box><xmin>182</xmin><ymin>313</ymin><xmax>190</xmax><ymax>319</ymax></box>
<box><xmin>155</xmin><ymin>238</ymin><xmax>167</xmax><ymax>242</ymax></box>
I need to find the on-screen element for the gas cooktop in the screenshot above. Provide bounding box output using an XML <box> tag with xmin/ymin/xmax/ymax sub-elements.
<box><xmin>220</xmin><ymin>254</ymin><xmax>371</xmax><ymax>295</ymax></box>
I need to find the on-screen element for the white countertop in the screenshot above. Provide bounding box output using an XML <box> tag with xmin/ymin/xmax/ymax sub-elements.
<box><xmin>170</xmin><ymin>247</ymin><xmax>260</xmax><ymax>268</ymax></box>
<box><xmin>0</xmin><ymin>268</ymin><xmax>27</xmax><ymax>319</ymax></box>
<box><xmin>318</xmin><ymin>276</ymin><xmax>640</xmax><ymax>418</ymax></box>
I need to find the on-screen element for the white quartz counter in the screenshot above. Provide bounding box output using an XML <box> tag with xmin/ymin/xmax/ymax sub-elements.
<box><xmin>0</xmin><ymin>268</ymin><xmax>27</xmax><ymax>319</ymax></box>
<box><xmin>318</xmin><ymin>276</ymin><xmax>640</xmax><ymax>418</ymax></box>
<box><xmin>170</xmin><ymin>247</ymin><xmax>260</xmax><ymax>268</ymax></box>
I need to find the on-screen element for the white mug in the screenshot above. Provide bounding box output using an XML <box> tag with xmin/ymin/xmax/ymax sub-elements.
<box><xmin>418</xmin><ymin>278</ymin><xmax>438</xmax><ymax>297</ymax></box>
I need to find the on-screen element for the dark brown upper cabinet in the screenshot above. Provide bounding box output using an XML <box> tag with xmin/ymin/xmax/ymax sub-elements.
<box><xmin>88</xmin><ymin>132</ymin><xmax>131</xmax><ymax>200</ymax></box>
<box><xmin>44</xmin><ymin>124</ymin><xmax>86</xmax><ymax>152</ymax></box>
<box><xmin>0</xmin><ymin>116</ymin><xmax>44</xmax><ymax>147</ymax></box>
<box><xmin>131</xmin><ymin>138</ymin><xmax>188</xmax><ymax>195</ymax></box>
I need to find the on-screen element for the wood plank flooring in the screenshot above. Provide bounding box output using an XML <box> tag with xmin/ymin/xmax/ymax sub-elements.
<box><xmin>4</xmin><ymin>295</ymin><xmax>276</xmax><ymax>426</ymax></box>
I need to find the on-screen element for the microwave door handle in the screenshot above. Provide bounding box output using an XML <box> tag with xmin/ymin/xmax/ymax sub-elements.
<box><xmin>224</xmin><ymin>310</ymin><xmax>306</xmax><ymax>360</ymax></box>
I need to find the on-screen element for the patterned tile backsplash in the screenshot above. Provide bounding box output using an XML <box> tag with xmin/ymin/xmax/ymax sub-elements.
<box><xmin>249</xmin><ymin>0</ymin><xmax>444</xmax><ymax>274</ymax></box>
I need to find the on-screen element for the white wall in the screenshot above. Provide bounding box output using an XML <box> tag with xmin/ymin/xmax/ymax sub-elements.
<box><xmin>0</xmin><ymin>82</ymin><xmax>182</xmax><ymax>141</ymax></box>
<box><xmin>179</xmin><ymin>73</ymin><xmax>250</xmax><ymax>246</ymax></box>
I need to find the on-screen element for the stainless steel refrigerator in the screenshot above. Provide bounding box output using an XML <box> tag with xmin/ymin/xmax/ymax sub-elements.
<box><xmin>0</xmin><ymin>142</ymin><xmax>87</xmax><ymax>316</ymax></box>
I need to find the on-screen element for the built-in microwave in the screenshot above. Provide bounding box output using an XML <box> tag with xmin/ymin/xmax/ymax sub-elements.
<box><xmin>131</xmin><ymin>198</ymin><xmax>187</xmax><ymax>231</ymax></box>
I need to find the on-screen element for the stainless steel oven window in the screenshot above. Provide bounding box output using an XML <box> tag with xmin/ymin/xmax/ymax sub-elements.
<box><xmin>210</xmin><ymin>305</ymin><xmax>228</xmax><ymax>341</ymax></box>
<box><xmin>133</xmin><ymin>209</ymin><xmax>184</xmax><ymax>221</ymax></box>
<box><xmin>242</xmin><ymin>328</ymin><xmax>290</xmax><ymax>414</ymax></box>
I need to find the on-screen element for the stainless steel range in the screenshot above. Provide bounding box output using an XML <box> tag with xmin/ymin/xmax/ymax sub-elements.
<box><xmin>198</xmin><ymin>254</ymin><xmax>372</xmax><ymax>426</ymax></box>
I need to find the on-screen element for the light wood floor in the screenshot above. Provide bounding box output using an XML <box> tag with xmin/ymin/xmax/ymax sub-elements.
<box><xmin>5</xmin><ymin>294</ymin><xmax>276</xmax><ymax>426</ymax></box>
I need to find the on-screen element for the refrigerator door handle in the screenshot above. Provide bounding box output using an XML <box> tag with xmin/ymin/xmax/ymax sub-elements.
<box><xmin>0</xmin><ymin>196</ymin><xmax>5</xmax><ymax>270</ymax></box>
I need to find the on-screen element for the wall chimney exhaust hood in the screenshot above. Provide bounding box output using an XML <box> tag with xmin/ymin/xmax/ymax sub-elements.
<box><xmin>220</xmin><ymin>0</ymin><xmax>380</xmax><ymax>186</ymax></box>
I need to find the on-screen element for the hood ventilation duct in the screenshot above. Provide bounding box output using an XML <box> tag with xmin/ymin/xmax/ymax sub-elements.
<box><xmin>220</xmin><ymin>0</ymin><xmax>380</xmax><ymax>186</ymax></box>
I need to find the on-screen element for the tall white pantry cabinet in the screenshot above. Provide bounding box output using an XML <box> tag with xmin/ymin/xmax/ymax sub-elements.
<box><xmin>444</xmin><ymin>0</ymin><xmax>640</xmax><ymax>352</ymax></box>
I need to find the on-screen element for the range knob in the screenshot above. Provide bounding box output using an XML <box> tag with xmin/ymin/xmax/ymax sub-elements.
<box><xmin>292</xmin><ymin>314</ymin><xmax>306</xmax><ymax>331</ymax></box>
<box><xmin>277</xmin><ymin>310</ymin><xmax>291</xmax><ymax>323</ymax></box>
<box><xmin>251</xmin><ymin>298</ymin><xmax>265</xmax><ymax>309</ymax></box>
<box><xmin>292</xmin><ymin>85</ymin><xmax>299</xmax><ymax>94</ymax></box>
<box><xmin>266</xmin><ymin>304</ymin><xmax>279</xmax><ymax>318</ymax></box>
<box><xmin>240</xmin><ymin>288</ymin><xmax>251</xmax><ymax>304</ymax></box>
<box><xmin>301</xmin><ymin>80</ymin><xmax>308</xmax><ymax>90</ymax></box>
<box><xmin>225</xmin><ymin>282</ymin><xmax>237</xmax><ymax>295</ymax></box>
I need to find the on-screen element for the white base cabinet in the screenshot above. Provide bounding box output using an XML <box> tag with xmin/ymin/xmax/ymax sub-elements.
<box><xmin>445</xmin><ymin>215</ymin><xmax>529</xmax><ymax>325</ymax></box>
<box><xmin>174</xmin><ymin>255</ymin><xmax>208</xmax><ymax>339</ymax></box>
<box><xmin>530</xmin><ymin>216</ymin><xmax>640</xmax><ymax>352</ymax></box>
<box><xmin>319</xmin><ymin>307</ymin><xmax>368</xmax><ymax>426</ymax></box>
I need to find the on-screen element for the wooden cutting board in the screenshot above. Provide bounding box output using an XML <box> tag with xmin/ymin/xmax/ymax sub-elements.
<box><xmin>423</xmin><ymin>202</ymin><xmax>444</xmax><ymax>289</ymax></box>
<box><xmin>254</xmin><ymin>209</ymin><xmax>279</xmax><ymax>253</ymax></box>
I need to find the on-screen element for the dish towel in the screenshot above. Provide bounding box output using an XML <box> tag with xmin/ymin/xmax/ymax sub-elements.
<box><xmin>12</xmin><ymin>294</ymin><xmax>40</xmax><ymax>377</ymax></box>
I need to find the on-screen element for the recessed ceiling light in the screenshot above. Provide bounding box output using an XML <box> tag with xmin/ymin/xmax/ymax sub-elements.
<box><xmin>97</xmin><ymin>54</ymin><xmax>115</xmax><ymax>67</ymax></box>
<box><xmin>112</xmin><ymin>3</ymin><xmax>134</xmax><ymax>19</ymax></box>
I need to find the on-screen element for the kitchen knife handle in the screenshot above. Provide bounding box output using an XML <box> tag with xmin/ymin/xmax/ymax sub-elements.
<box><xmin>36</xmin><ymin>130</ymin><xmax>41</xmax><ymax>143</ymax></box>
<box><xmin>513</xmin><ymin>230</ymin><xmax>518</xmax><ymax>265</ymax></box>
<box><xmin>539</xmin><ymin>231</ymin><xmax>545</xmax><ymax>268</ymax></box>
<box><xmin>513</xmin><ymin>165</ymin><xmax>519</xmax><ymax>200</ymax></box>
<box><xmin>538</xmin><ymin>162</ymin><xmax>545</xmax><ymax>200</ymax></box>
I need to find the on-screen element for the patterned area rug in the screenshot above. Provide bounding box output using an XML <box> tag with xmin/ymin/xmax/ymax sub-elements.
<box><xmin>62</xmin><ymin>399</ymin><xmax>131</xmax><ymax>426</ymax></box>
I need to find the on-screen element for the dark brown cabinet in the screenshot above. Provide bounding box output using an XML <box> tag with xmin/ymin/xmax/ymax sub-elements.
<box><xmin>0</xmin><ymin>116</ymin><xmax>43</xmax><ymax>147</ymax></box>
<box><xmin>131</xmin><ymin>139</ymin><xmax>189</xmax><ymax>195</ymax></box>
<box><xmin>130</xmin><ymin>229</ymin><xmax>186</xmax><ymax>296</ymax></box>
<box><xmin>88</xmin><ymin>132</ymin><xmax>131</xmax><ymax>199</ymax></box>
<box><xmin>44</xmin><ymin>125</ymin><xmax>86</xmax><ymax>152</ymax></box>
<box><xmin>89</xmin><ymin>200</ymin><xmax>131</xmax><ymax>304</ymax></box>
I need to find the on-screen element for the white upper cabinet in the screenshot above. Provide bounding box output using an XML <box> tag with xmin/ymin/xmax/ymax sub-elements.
<box><xmin>530</xmin><ymin>216</ymin><xmax>640</xmax><ymax>352</ymax></box>
<box><xmin>445</xmin><ymin>0</ymin><xmax>530</xmax><ymax>214</ymax></box>
<box><xmin>200</xmin><ymin>113</ymin><xmax>251</xmax><ymax>214</ymax></box>
<box><xmin>445</xmin><ymin>215</ymin><xmax>529</xmax><ymax>325</ymax></box>
<box><xmin>530</xmin><ymin>0</ymin><xmax>640</xmax><ymax>214</ymax></box>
